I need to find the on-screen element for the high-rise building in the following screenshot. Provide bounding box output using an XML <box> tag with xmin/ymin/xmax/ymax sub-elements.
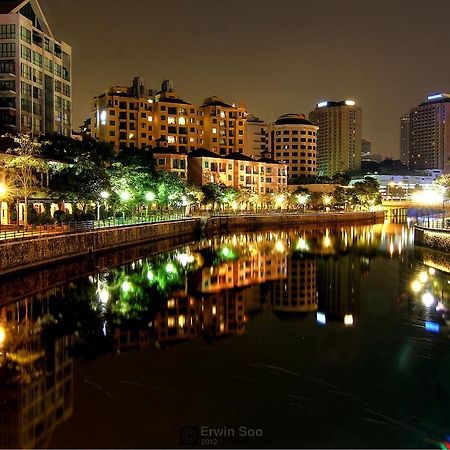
<box><xmin>90</xmin><ymin>76</ymin><xmax>155</xmax><ymax>150</ymax></box>
<box><xmin>361</xmin><ymin>138</ymin><xmax>371</xmax><ymax>154</ymax></box>
<box><xmin>198</xmin><ymin>96</ymin><xmax>246</xmax><ymax>156</ymax></box>
<box><xmin>243</xmin><ymin>114</ymin><xmax>268</xmax><ymax>159</ymax></box>
<box><xmin>409</xmin><ymin>93</ymin><xmax>450</xmax><ymax>171</ymax></box>
<box><xmin>268</xmin><ymin>113</ymin><xmax>318</xmax><ymax>183</ymax></box>
<box><xmin>0</xmin><ymin>0</ymin><xmax>72</xmax><ymax>135</ymax></box>
<box><xmin>400</xmin><ymin>114</ymin><xmax>410</xmax><ymax>167</ymax></box>
<box><xmin>309</xmin><ymin>100</ymin><xmax>362</xmax><ymax>177</ymax></box>
<box><xmin>152</xmin><ymin>79</ymin><xmax>201</xmax><ymax>153</ymax></box>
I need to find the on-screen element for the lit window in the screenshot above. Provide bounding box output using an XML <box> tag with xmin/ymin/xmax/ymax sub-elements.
<box><xmin>147</xmin><ymin>116</ymin><xmax>153</xmax><ymax>122</ymax></box>
<box><xmin>100</xmin><ymin>110</ymin><xmax>107</xmax><ymax>126</ymax></box>
<box><xmin>167</xmin><ymin>317</ymin><xmax>175</xmax><ymax>327</ymax></box>
<box><xmin>189</xmin><ymin>137</ymin><xmax>194</xmax><ymax>143</ymax></box>
<box><xmin>168</xmin><ymin>116</ymin><xmax>176</xmax><ymax>125</ymax></box>
<box><xmin>128</xmin><ymin>133</ymin><xmax>134</xmax><ymax>139</ymax></box>
<box><xmin>212</xmin><ymin>128</ymin><xmax>217</xmax><ymax>134</ymax></box>
<box><xmin>220</xmin><ymin>111</ymin><xmax>225</xmax><ymax>119</ymax></box>
<box><xmin>168</xmin><ymin>136</ymin><xmax>176</xmax><ymax>144</ymax></box>
<box><xmin>178</xmin><ymin>116</ymin><xmax>186</xmax><ymax>126</ymax></box>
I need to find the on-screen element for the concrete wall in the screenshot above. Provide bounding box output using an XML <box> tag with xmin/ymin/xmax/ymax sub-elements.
<box><xmin>0</xmin><ymin>211</ymin><xmax>385</xmax><ymax>276</ymax></box>
<box><xmin>0</xmin><ymin>219</ymin><xmax>200</xmax><ymax>276</ymax></box>
<box><xmin>414</xmin><ymin>225</ymin><xmax>450</xmax><ymax>253</ymax></box>
<box><xmin>204</xmin><ymin>211</ymin><xmax>385</xmax><ymax>236</ymax></box>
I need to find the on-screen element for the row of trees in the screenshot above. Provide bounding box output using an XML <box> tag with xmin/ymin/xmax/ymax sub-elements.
<box><xmin>0</xmin><ymin>133</ymin><xmax>382</xmax><ymax>227</ymax></box>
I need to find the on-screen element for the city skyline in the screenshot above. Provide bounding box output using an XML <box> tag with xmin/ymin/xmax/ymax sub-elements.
<box><xmin>38</xmin><ymin>0</ymin><xmax>450</xmax><ymax>159</ymax></box>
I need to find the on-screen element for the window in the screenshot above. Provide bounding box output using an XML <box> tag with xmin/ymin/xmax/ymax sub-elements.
<box><xmin>21</xmin><ymin>114</ymin><xmax>32</xmax><ymax>129</ymax></box>
<box><xmin>33</xmin><ymin>51</ymin><xmax>42</xmax><ymax>67</ymax></box>
<box><xmin>21</xmin><ymin>45</ymin><xmax>31</xmax><ymax>61</ymax></box>
<box><xmin>0</xmin><ymin>60</ymin><xmax>15</xmax><ymax>74</ymax></box>
<box><xmin>54</xmin><ymin>63</ymin><xmax>62</xmax><ymax>77</ymax></box>
<box><xmin>21</xmin><ymin>63</ymin><xmax>31</xmax><ymax>80</ymax></box>
<box><xmin>0</xmin><ymin>80</ymin><xmax>15</xmax><ymax>91</ymax></box>
<box><xmin>32</xmin><ymin>86</ymin><xmax>41</xmax><ymax>100</ymax></box>
<box><xmin>33</xmin><ymin>68</ymin><xmax>42</xmax><ymax>84</ymax></box>
<box><xmin>54</xmin><ymin>80</ymin><xmax>61</xmax><ymax>93</ymax></box>
<box><xmin>44</xmin><ymin>57</ymin><xmax>52</xmax><ymax>73</ymax></box>
<box><xmin>0</xmin><ymin>25</ymin><xmax>15</xmax><ymax>39</ymax></box>
<box><xmin>204</xmin><ymin>161</ymin><xmax>209</xmax><ymax>168</ymax></box>
<box><xmin>21</xmin><ymin>81</ymin><xmax>31</xmax><ymax>97</ymax></box>
<box><xmin>168</xmin><ymin>116</ymin><xmax>175</xmax><ymax>125</ymax></box>
<box><xmin>1</xmin><ymin>43</ymin><xmax>15</xmax><ymax>57</ymax></box>
<box><xmin>21</xmin><ymin>97</ymin><xmax>32</xmax><ymax>112</ymax></box>
<box><xmin>20</xmin><ymin>26</ymin><xmax>31</xmax><ymax>43</ymax></box>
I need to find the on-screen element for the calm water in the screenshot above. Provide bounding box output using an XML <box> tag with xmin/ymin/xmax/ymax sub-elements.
<box><xmin>1</xmin><ymin>221</ymin><xmax>450</xmax><ymax>449</ymax></box>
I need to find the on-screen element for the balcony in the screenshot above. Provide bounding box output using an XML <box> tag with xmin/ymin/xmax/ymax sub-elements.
<box><xmin>0</xmin><ymin>71</ymin><xmax>16</xmax><ymax>80</ymax></box>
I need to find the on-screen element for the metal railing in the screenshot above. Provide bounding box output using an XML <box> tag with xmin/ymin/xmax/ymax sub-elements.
<box><xmin>415</xmin><ymin>217</ymin><xmax>450</xmax><ymax>230</ymax></box>
<box><xmin>0</xmin><ymin>211</ymin><xmax>188</xmax><ymax>243</ymax></box>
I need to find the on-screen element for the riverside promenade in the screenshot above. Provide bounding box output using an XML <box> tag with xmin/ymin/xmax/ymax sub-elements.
<box><xmin>0</xmin><ymin>210</ymin><xmax>384</xmax><ymax>276</ymax></box>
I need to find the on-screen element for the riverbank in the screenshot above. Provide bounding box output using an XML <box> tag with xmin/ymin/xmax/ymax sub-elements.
<box><xmin>414</xmin><ymin>224</ymin><xmax>450</xmax><ymax>253</ymax></box>
<box><xmin>0</xmin><ymin>211</ymin><xmax>385</xmax><ymax>275</ymax></box>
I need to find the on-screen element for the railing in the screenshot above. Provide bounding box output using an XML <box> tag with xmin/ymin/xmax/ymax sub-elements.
<box><xmin>415</xmin><ymin>217</ymin><xmax>450</xmax><ymax>230</ymax></box>
<box><xmin>0</xmin><ymin>211</ymin><xmax>188</xmax><ymax>243</ymax></box>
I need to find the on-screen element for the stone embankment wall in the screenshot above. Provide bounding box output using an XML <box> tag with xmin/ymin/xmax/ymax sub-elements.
<box><xmin>0</xmin><ymin>219</ymin><xmax>200</xmax><ymax>276</ymax></box>
<box><xmin>204</xmin><ymin>211</ymin><xmax>385</xmax><ymax>236</ymax></box>
<box><xmin>0</xmin><ymin>211</ymin><xmax>385</xmax><ymax>276</ymax></box>
<box><xmin>414</xmin><ymin>225</ymin><xmax>450</xmax><ymax>253</ymax></box>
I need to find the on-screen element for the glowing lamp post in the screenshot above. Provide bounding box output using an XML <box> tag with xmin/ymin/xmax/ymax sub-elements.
<box><xmin>97</xmin><ymin>191</ymin><xmax>110</xmax><ymax>221</ymax></box>
<box><xmin>0</xmin><ymin>182</ymin><xmax>7</xmax><ymax>232</ymax></box>
<box><xmin>145</xmin><ymin>191</ymin><xmax>156</xmax><ymax>217</ymax></box>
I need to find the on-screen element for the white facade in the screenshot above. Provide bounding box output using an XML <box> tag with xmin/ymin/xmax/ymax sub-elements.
<box><xmin>0</xmin><ymin>0</ymin><xmax>72</xmax><ymax>135</ymax></box>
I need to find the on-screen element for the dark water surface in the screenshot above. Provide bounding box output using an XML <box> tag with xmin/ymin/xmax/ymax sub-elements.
<box><xmin>1</xmin><ymin>221</ymin><xmax>450</xmax><ymax>449</ymax></box>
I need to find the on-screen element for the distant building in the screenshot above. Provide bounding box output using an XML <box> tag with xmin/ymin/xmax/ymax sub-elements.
<box><xmin>187</xmin><ymin>148</ymin><xmax>287</xmax><ymax>194</ymax></box>
<box><xmin>198</xmin><ymin>96</ymin><xmax>247</xmax><ymax>156</ymax></box>
<box><xmin>268</xmin><ymin>113</ymin><xmax>318</xmax><ymax>183</ymax></box>
<box><xmin>0</xmin><ymin>0</ymin><xmax>72</xmax><ymax>135</ymax></box>
<box><xmin>309</xmin><ymin>100</ymin><xmax>362</xmax><ymax>177</ymax></box>
<box><xmin>409</xmin><ymin>93</ymin><xmax>450</xmax><ymax>172</ymax></box>
<box><xmin>243</xmin><ymin>114</ymin><xmax>268</xmax><ymax>159</ymax></box>
<box><xmin>400</xmin><ymin>114</ymin><xmax>410</xmax><ymax>167</ymax></box>
<box><xmin>361</xmin><ymin>139</ymin><xmax>371</xmax><ymax>154</ymax></box>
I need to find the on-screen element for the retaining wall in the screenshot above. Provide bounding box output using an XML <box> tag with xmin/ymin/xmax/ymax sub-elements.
<box><xmin>0</xmin><ymin>219</ymin><xmax>200</xmax><ymax>276</ymax></box>
<box><xmin>414</xmin><ymin>225</ymin><xmax>450</xmax><ymax>253</ymax></box>
<box><xmin>204</xmin><ymin>211</ymin><xmax>385</xmax><ymax>236</ymax></box>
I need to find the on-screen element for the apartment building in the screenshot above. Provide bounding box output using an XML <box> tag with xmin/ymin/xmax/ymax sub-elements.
<box><xmin>90</xmin><ymin>76</ymin><xmax>155</xmax><ymax>150</ymax></box>
<box><xmin>269</xmin><ymin>114</ymin><xmax>318</xmax><ymax>183</ymax></box>
<box><xmin>0</xmin><ymin>0</ymin><xmax>72</xmax><ymax>135</ymax></box>
<box><xmin>309</xmin><ymin>100</ymin><xmax>362</xmax><ymax>177</ymax></box>
<box><xmin>187</xmin><ymin>148</ymin><xmax>287</xmax><ymax>194</ymax></box>
<box><xmin>148</xmin><ymin>137</ymin><xmax>187</xmax><ymax>179</ymax></box>
<box><xmin>198</xmin><ymin>96</ymin><xmax>247</xmax><ymax>156</ymax></box>
<box><xmin>243</xmin><ymin>114</ymin><xmax>268</xmax><ymax>158</ymax></box>
<box><xmin>408</xmin><ymin>93</ymin><xmax>450</xmax><ymax>171</ymax></box>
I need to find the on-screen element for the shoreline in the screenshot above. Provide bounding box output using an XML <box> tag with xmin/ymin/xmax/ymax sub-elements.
<box><xmin>0</xmin><ymin>211</ymin><xmax>385</xmax><ymax>276</ymax></box>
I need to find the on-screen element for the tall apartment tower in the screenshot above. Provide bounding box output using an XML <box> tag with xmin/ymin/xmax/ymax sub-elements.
<box><xmin>309</xmin><ymin>100</ymin><xmax>362</xmax><ymax>177</ymax></box>
<box><xmin>91</xmin><ymin>76</ymin><xmax>155</xmax><ymax>150</ymax></box>
<box><xmin>198</xmin><ymin>96</ymin><xmax>247</xmax><ymax>156</ymax></box>
<box><xmin>243</xmin><ymin>114</ymin><xmax>268</xmax><ymax>159</ymax></box>
<box><xmin>0</xmin><ymin>0</ymin><xmax>72</xmax><ymax>135</ymax></box>
<box><xmin>400</xmin><ymin>113</ymin><xmax>410</xmax><ymax>167</ymax></box>
<box><xmin>409</xmin><ymin>93</ymin><xmax>450</xmax><ymax>171</ymax></box>
<box><xmin>269</xmin><ymin>113</ymin><xmax>318</xmax><ymax>183</ymax></box>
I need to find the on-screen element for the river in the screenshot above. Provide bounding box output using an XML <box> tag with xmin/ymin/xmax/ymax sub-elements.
<box><xmin>0</xmin><ymin>220</ymin><xmax>449</xmax><ymax>449</ymax></box>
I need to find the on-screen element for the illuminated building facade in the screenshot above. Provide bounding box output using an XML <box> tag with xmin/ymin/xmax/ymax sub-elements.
<box><xmin>408</xmin><ymin>93</ymin><xmax>450</xmax><ymax>171</ymax></box>
<box><xmin>188</xmin><ymin>148</ymin><xmax>287</xmax><ymax>193</ymax></box>
<box><xmin>309</xmin><ymin>100</ymin><xmax>362</xmax><ymax>177</ymax></box>
<box><xmin>400</xmin><ymin>114</ymin><xmax>410</xmax><ymax>167</ymax></box>
<box><xmin>243</xmin><ymin>114</ymin><xmax>268</xmax><ymax>159</ymax></box>
<box><xmin>269</xmin><ymin>114</ymin><xmax>318</xmax><ymax>183</ymax></box>
<box><xmin>90</xmin><ymin>76</ymin><xmax>155</xmax><ymax>150</ymax></box>
<box><xmin>148</xmin><ymin>137</ymin><xmax>188</xmax><ymax>179</ymax></box>
<box><xmin>198</xmin><ymin>96</ymin><xmax>247</xmax><ymax>156</ymax></box>
<box><xmin>0</xmin><ymin>0</ymin><xmax>72</xmax><ymax>135</ymax></box>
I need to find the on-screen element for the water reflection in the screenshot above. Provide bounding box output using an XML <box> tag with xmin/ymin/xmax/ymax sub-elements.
<box><xmin>2</xmin><ymin>220</ymin><xmax>450</xmax><ymax>448</ymax></box>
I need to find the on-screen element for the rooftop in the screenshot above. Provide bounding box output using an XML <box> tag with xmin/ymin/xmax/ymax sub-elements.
<box><xmin>274</xmin><ymin>114</ymin><xmax>314</xmax><ymax>126</ymax></box>
<box><xmin>188</xmin><ymin>148</ymin><xmax>222</xmax><ymax>159</ymax></box>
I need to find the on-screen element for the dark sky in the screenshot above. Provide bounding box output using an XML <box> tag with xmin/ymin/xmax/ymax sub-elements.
<box><xmin>40</xmin><ymin>0</ymin><xmax>450</xmax><ymax>158</ymax></box>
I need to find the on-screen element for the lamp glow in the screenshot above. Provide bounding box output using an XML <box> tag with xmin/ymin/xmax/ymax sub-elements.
<box><xmin>0</xmin><ymin>325</ymin><xmax>5</xmax><ymax>346</ymax></box>
<box><xmin>120</xmin><ymin>191</ymin><xmax>131</xmax><ymax>201</ymax></box>
<box><xmin>100</xmin><ymin>191</ymin><xmax>110</xmax><ymax>199</ymax></box>
<box><xmin>316</xmin><ymin>312</ymin><xmax>326</xmax><ymax>325</ymax></box>
<box><xmin>344</xmin><ymin>314</ymin><xmax>354</xmax><ymax>326</ymax></box>
<box><xmin>145</xmin><ymin>191</ymin><xmax>156</xmax><ymax>202</ymax></box>
<box><xmin>410</xmin><ymin>280</ymin><xmax>422</xmax><ymax>293</ymax></box>
<box><xmin>421</xmin><ymin>292</ymin><xmax>434</xmax><ymax>308</ymax></box>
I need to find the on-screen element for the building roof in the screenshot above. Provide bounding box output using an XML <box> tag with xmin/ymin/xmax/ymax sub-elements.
<box><xmin>274</xmin><ymin>116</ymin><xmax>313</xmax><ymax>126</ymax></box>
<box><xmin>199</xmin><ymin>97</ymin><xmax>233</xmax><ymax>109</ymax></box>
<box><xmin>225</xmin><ymin>152</ymin><xmax>255</xmax><ymax>162</ymax></box>
<box><xmin>188</xmin><ymin>148</ymin><xmax>223</xmax><ymax>159</ymax></box>
<box><xmin>149</xmin><ymin>147</ymin><xmax>184</xmax><ymax>156</ymax></box>
<box><xmin>157</xmin><ymin>97</ymin><xmax>191</xmax><ymax>105</ymax></box>
<box><xmin>258</xmin><ymin>157</ymin><xmax>283</xmax><ymax>165</ymax></box>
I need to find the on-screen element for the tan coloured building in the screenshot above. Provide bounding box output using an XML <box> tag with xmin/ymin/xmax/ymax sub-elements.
<box><xmin>152</xmin><ymin>79</ymin><xmax>201</xmax><ymax>153</ymax></box>
<box><xmin>269</xmin><ymin>114</ymin><xmax>318</xmax><ymax>183</ymax></box>
<box><xmin>148</xmin><ymin>137</ymin><xmax>187</xmax><ymax>179</ymax></box>
<box><xmin>309</xmin><ymin>100</ymin><xmax>362</xmax><ymax>177</ymax></box>
<box><xmin>90</xmin><ymin>76</ymin><xmax>155</xmax><ymax>150</ymax></box>
<box><xmin>188</xmin><ymin>148</ymin><xmax>287</xmax><ymax>194</ymax></box>
<box><xmin>0</xmin><ymin>0</ymin><xmax>72</xmax><ymax>135</ymax></box>
<box><xmin>198</xmin><ymin>96</ymin><xmax>246</xmax><ymax>156</ymax></box>
<box><xmin>243</xmin><ymin>114</ymin><xmax>268</xmax><ymax>158</ymax></box>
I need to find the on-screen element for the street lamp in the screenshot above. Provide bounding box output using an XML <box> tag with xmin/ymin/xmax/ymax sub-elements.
<box><xmin>296</xmin><ymin>194</ymin><xmax>309</xmax><ymax>213</ymax></box>
<box><xmin>97</xmin><ymin>191</ymin><xmax>110</xmax><ymax>221</ymax></box>
<box><xmin>0</xmin><ymin>182</ymin><xmax>8</xmax><ymax>234</ymax></box>
<box><xmin>120</xmin><ymin>191</ymin><xmax>131</xmax><ymax>222</ymax></box>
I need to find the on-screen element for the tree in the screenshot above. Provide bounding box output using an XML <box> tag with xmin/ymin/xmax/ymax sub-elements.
<box><xmin>331</xmin><ymin>172</ymin><xmax>351</xmax><ymax>186</ymax></box>
<box><xmin>352</xmin><ymin>177</ymin><xmax>382</xmax><ymax>207</ymax></box>
<box><xmin>202</xmin><ymin>183</ymin><xmax>226</xmax><ymax>210</ymax></box>
<box><xmin>3</xmin><ymin>133</ymin><xmax>48</xmax><ymax>228</ymax></box>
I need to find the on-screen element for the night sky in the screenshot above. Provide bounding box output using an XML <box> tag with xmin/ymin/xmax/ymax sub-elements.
<box><xmin>40</xmin><ymin>0</ymin><xmax>450</xmax><ymax>158</ymax></box>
